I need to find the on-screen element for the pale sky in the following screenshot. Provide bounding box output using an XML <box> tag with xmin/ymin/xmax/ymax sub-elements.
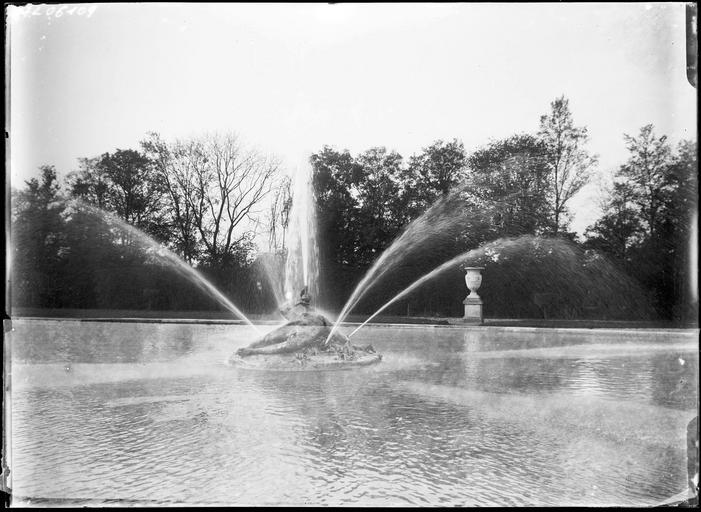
<box><xmin>7</xmin><ymin>3</ymin><xmax>697</xmax><ymax>234</ymax></box>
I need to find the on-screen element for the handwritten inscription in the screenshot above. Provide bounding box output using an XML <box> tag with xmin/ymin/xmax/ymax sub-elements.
<box><xmin>14</xmin><ymin>4</ymin><xmax>98</xmax><ymax>19</ymax></box>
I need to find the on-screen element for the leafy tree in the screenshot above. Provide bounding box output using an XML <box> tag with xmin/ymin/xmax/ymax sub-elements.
<box><xmin>586</xmin><ymin>125</ymin><xmax>674</xmax><ymax>257</ymax></box>
<box><xmin>99</xmin><ymin>149</ymin><xmax>166</xmax><ymax>228</ymax></box>
<box><xmin>659</xmin><ymin>139</ymin><xmax>698</xmax><ymax>322</ymax></box>
<box><xmin>66</xmin><ymin>157</ymin><xmax>110</xmax><ymax>209</ymax></box>
<box><xmin>611</xmin><ymin>126</ymin><xmax>674</xmax><ymax>314</ymax></box>
<box><xmin>404</xmin><ymin>139</ymin><xmax>468</xmax><ymax>216</ymax></box>
<box><xmin>312</xmin><ymin>146</ymin><xmax>363</xmax><ymax>267</ymax></box>
<box><xmin>617</xmin><ymin>124</ymin><xmax>674</xmax><ymax>237</ymax></box>
<box><xmin>11</xmin><ymin>166</ymin><xmax>66</xmax><ymax>307</ymax></box>
<box><xmin>466</xmin><ymin>134</ymin><xmax>551</xmax><ymax>237</ymax></box>
<box><xmin>354</xmin><ymin>147</ymin><xmax>408</xmax><ymax>264</ymax></box>
<box><xmin>313</xmin><ymin>146</ymin><xmax>409</xmax><ymax>268</ymax></box>
<box><xmin>584</xmin><ymin>181</ymin><xmax>644</xmax><ymax>261</ymax></box>
<box><xmin>538</xmin><ymin>96</ymin><xmax>598</xmax><ymax>233</ymax></box>
<box><xmin>584</xmin><ymin>128</ymin><xmax>696</xmax><ymax>322</ymax></box>
<box><xmin>58</xmin><ymin>205</ymin><xmax>117</xmax><ymax>308</ymax></box>
<box><xmin>310</xmin><ymin>147</ymin><xmax>364</xmax><ymax>307</ymax></box>
<box><xmin>67</xmin><ymin>148</ymin><xmax>169</xmax><ymax>242</ymax></box>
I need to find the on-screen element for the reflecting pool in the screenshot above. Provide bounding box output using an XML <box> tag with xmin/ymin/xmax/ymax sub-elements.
<box><xmin>7</xmin><ymin>319</ymin><xmax>698</xmax><ymax>506</ymax></box>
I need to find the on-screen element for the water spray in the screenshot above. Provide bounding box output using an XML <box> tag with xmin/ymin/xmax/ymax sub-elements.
<box><xmin>72</xmin><ymin>200</ymin><xmax>262</xmax><ymax>334</ymax></box>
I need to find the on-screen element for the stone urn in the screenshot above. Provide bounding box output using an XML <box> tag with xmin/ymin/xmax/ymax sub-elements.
<box><xmin>464</xmin><ymin>267</ymin><xmax>484</xmax><ymax>300</ymax></box>
<box><xmin>463</xmin><ymin>267</ymin><xmax>484</xmax><ymax>324</ymax></box>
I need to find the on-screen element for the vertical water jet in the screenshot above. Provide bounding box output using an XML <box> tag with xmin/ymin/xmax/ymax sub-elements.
<box><xmin>284</xmin><ymin>160</ymin><xmax>320</xmax><ymax>306</ymax></box>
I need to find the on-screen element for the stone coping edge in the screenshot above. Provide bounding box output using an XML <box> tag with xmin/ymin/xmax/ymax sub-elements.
<box><xmin>8</xmin><ymin>316</ymin><xmax>699</xmax><ymax>336</ymax></box>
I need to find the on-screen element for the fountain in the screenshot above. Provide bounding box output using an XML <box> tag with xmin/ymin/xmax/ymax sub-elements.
<box><xmin>73</xmin><ymin>155</ymin><xmax>649</xmax><ymax>371</ymax></box>
<box><xmin>229</xmin><ymin>286</ymin><xmax>381</xmax><ymax>370</ymax></box>
<box><xmin>229</xmin><ymin>161</ymin><xmax>382</xmax><ymax>370</ymax></box>
<box><xmin>230</xmin><ymin>164</ymin><xmax>653</xmax><ymax>368</ymax></box>
<box><xmin>55</xmin><ymin>198</ymin><xmax>379</xmax><ymax>371</ymax></box>
<box><xmin>230</xmin><ymin>169</ymin><xmax>522</xmax><ymax>369</ymax></box>
<box><xmin>283</xmin><ymin>161</ymin><xmax>319</xmax><ymax>304</ymax></box>
<box><xmin>71</xmin><ymin>166</ymin><xmax>564</xmax><ymax>373</ymax></box>
<box><xmin>11</xmin><ymin>160</ymin><xmax>687</xmax><ymax>508</ymax></box>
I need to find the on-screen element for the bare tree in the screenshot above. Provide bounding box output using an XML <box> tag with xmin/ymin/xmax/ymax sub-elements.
<box><xmin>143</xmin><ymin>131</ymin><xmax>280</xmax><ymax>266</ymax></box>
<box><xmin>195</xmin><ymin>133</ymin><xmax>280</xmax><ymax>265</ymax></box>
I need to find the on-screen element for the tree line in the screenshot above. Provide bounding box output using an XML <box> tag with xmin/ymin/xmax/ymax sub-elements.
<box><xmin>9</xmin><ymin>97</ymin><xmax>698</xmax><ymax>323</ymax></box>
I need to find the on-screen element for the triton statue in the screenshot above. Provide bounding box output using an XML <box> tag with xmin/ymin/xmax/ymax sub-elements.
<box><xmin>231</xmin><ymin>287</ymin><xmax>381</xmax><ymax>369</ymax></box>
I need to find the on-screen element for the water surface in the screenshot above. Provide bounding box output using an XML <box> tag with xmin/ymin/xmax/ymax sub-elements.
<box><xmin>7</xmin><ymin>320</ymin><xmax>698</xmax><ymax>506</ymax></box>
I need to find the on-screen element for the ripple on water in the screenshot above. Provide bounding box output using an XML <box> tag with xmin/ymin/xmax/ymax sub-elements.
<box><xmin>8</xmin><ymin>323</ymin><xmax>698</xmax><ymax>506</ymax></box>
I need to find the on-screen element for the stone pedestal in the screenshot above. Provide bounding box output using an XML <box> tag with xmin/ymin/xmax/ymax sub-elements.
<box><xmin>463</xmin><ymin>297</ymin><xmax>483</xmax><ymax>324</ymax></box>
<box><xmin>463</xmin><ymin>267</ymin><xmax>485</xmax><ymax>325</ymax></box>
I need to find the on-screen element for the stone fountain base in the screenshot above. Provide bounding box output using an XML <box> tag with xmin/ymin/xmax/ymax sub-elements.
<box><xmin>229</xmin><ymin>347</ymin><xmax>382</xmax><ymax>371</ymax></box>
<box><xmin>228</xmin><ymin>290</ymin><xmax>382</xmax><ymax>371</ymax></box>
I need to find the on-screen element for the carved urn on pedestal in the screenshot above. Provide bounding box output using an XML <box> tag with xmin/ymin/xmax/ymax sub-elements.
<box><xmin>462</xmin><ymin>267</ymin><xmax>484</xmax><ymax>324</ymax></box>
